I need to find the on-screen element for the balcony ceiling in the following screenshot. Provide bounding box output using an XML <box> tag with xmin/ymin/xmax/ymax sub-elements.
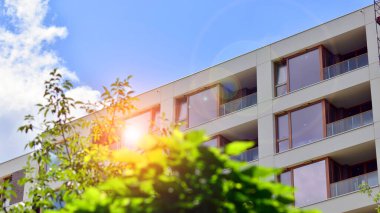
<box><xmin>219</xmin><ymin>121</ymin><xmax>258</xmax><ymax>142</ymax></box>
<box><xmin>326</xmin><ymin>82</ymin><xmax>371</xmax><ymax>109</ymax></box>
<box><xmin>220</xmin><ymin>68</ymin><xmax>257</xmax><ymax>92</ymax></box>
<box><xmin>330</xmin><ymin>141</ymin><xmax>376</xmax><ymax>165</ymax></box>
<box><xmin>322</xmin><ymin>26</ymin><xmax>367</xmax><ymax>55</ymax></box>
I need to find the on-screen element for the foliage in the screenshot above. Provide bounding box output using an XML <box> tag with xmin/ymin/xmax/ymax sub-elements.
<box><xmin>12</xmin><ymin>69</ymin><xmax>136</xmax><ymax>212</ymax></box>
<box><xmin>45</xmin><ymin>130</ymin><xmax>319</xmax><ymax>213</ymax></box>
<box><xmin>360</xmin><ymin>183</ymin><xmax>380</xmax><ymax>213</ymax></box>
<box><xmin>0</xmin><ymin>70</ymin><xmax>320</xmax><ymax>213</ymax></box>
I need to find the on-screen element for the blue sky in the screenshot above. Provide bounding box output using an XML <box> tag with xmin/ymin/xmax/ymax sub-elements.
<box><xmin>47</xmin><ymin>0</ymin><xmax>372</xmax><ymax>94</ymax></box>
<box><xmin>0</xmin><ymin>0</ymin><xmax>374</xmax><ymax>163</ymax></box>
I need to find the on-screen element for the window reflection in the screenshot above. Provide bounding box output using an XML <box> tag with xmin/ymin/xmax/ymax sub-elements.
<box><xmin>293</xmin><ymin>160</ymin><xmax>327</xmax><ymax>207</ymax></box>
<box><xmin>288</xmin><ymin>49</ymin><xmax>321</xmax><ymax>92</ymax></box>
<box><xmin>203</xmin><ymin>138</ymin><xmax>218</xmax><ymax>147</ymax></box>
<box><xmin>188</xmin><ymin>87</ymin><xmax>218</xmax><ymax>128</ymax></box>
<box><xmin>291</xmin><ymin>103</ymin><xmax>323</xmax><ymax>148</ymax></box>
<box><xmin>280</xmin><ymin>171</ymin><xmax>292</xmax><ymax>186</ymax></box>
<box><xmin>276</xmin><ymin>102</ymin><xmax>324</xmax><ymax>152</ymax></box>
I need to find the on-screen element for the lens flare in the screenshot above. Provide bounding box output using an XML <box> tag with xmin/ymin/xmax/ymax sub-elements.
<box><xmin>123</xmin><ymin>125</ymin><xmax>143</xmax><ymax>147</ymax></box>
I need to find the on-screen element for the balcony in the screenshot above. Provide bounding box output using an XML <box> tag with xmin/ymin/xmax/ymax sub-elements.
<box><xmin>324</xmin><ymin>53</ymin><xmax>368</xmax><ymax>80</ymax></box>
<box><xmin>330</xmin><ymin>171</ymin><xmax>378</xmax><ymax>197</ymax></box>
<box><xmin>231</xmin><ymin>147</ymin><xmax>258</xmax><ymax>162</ymax></box>
<box><xmin>326</xmin><ymin>110</ymin><xmax>373</xmax><ymax>137</ymax></box>
<box><xmin>219</xmin><ymin>93</ymin><xmax>257</xmax><ymax>116</ymax></box>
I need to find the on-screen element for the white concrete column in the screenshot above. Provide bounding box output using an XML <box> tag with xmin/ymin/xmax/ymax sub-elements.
<box><xmin>258</xmin><ymin>114</ymin><xmax>275</xmax><ymax>160</ymax></box>
<box><xmin>256</xmin><ymin>47</ymin><xmax>274</xmax><ymax>105</ymax></box>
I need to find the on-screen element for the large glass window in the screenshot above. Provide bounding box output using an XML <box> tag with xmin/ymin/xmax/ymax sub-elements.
<box><xmin>288</xmin><ymin>49</ymin><xmax>321</xmax><ymax>92</ymax></box>
<box><xmin>125</xmin><ymin>111</ymin><xmax>152</xmax><ymax>135</ymax></box>
<box><xmin>188</xmin><ymin>87</ymin><xmax>219</xmax><ymax>128</ymax></box>
<box><xmin>291</xmin><ymin>103</ymin><xmax>324</xmax><ymax>148</ymax></box>
<box><xmin>276</xmin><ymin>102</ymin><xmax>324</xmax><ymax>152</ymax></box>
<box><xmin>293</xmin><ymin>160</ymin><xmax>327</xmax><ymax>207</ymax></box>
<box><xmin>123</xmin><ymin>107</ymin><xmax>160</xmax><ymax>148</ymax></box>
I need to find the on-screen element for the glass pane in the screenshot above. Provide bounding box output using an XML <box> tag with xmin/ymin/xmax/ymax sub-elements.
<box><xmin>125</xmin><ymin>111</ymin><xmax>151</xmax><ymax>134</ymax></box>
<box><xmin>124</xmin><ymin>111</ymin><xmax>152</xmax><ymax>147</ymax></box>
<box><xmin>358</xmin><ymin>53</ymin><xmax>368</xmax><ymax>67</ymax></box>
<box><xmin>177</xmin><ymin>99</ymin><xmax>188</xmax><ymax>122</ymax></box>
<box><xmin>289</xmin><ymin>49</ymin><xmax>321</xmax><ymax>91</ymax></box>
<box><xmin>280</xmin><ymin>171</ymin><xmax>292</xmax><ymax>186</ymax></box>
<box><xmin>46</xmin><ymin>152</ymin><xmax>60</xmax><ymax>171</ymax></box>
<box><xmin>203</xmin><ymin>138</ymin><xmax>218</xmax><ymax>147</ymax></box>
<box><xmin>367</xmin><ymin>160</ymin><xmax>377</xmax><ymax>173</ymax></box>
<box><xmin>294</xmin><ymin>160</ymin><xmax>327</xmax><ymax>207</ymax></box>
<box><xmin>278</xmin><ymin>140</ymin><xmax>289</xmax><ymax>153</ymax></box>
<box><xmin>276</xmin><ymin>64</ymin><xmax>287</xmax><ymax>85</ymax></box>
<box><xmin>291</xmin><ymin>103</ymin><xmax>323</xmax><ymax>148</ymax></box>
<box><xmin>151</xmin><ymin>108</ymin><xmax>161</xmax><ymax>131</ymax></box>
<box><xmin>277</xmin><ymin>114</ymin><xmax>289</xmax><ymax>140</ymax></box>
<box><xmin>188</xmin><ymin>87</ymin><xmax>218</xmax><ymax>128</ymax></box>
<box><xmin>368</xmin><ymin>172</ymin><xmax>378</xmax><ymax>187</ymax></box>
<box><xmin>276</xmin><ymin>84</ymin><xmax>287</xmax><ymax>96</ymax></box>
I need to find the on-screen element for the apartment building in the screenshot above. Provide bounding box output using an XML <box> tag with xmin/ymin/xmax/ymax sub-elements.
<box><xmin>1</xmin><ymin>4</ymin><xmax>380</xmax><ymax>213</ymax></box>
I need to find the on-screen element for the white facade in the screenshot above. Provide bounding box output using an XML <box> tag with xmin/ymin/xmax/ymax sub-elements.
<box><xmin>1</xmin><ymin>5</ymin><xmax>380</xmax><ymax>212</ymax></box>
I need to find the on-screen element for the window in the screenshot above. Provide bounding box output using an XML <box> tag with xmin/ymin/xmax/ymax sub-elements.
<box><xmin>46</xmin><ymin>152</ymin><xmax>61</xmax><ymax>171</ymax></box>
<box><xmin>276</xmin><ymin>102</ymin><xmax>325</xmax><ymax>152</ymax></box>
<box><xmin>0</xmin><ymin>170</ymin><xmax>25</xmax><ymax>206</ymax></box>
<box><xmin>280</xmin><ymin>160</ymin><xmax>328</xmax><ymax>207</ymax></box>
<box><xmin>275</xmin><ymin>63</ymin><xmax>288</xmax><ymax>96</ymax></box>
<box><xmin>288</xmin><ymin>49</ymin><xmax>321</xmax><ymax>92</ymax></box>
<box><xmin>203</xmin><ymin>138</ymin><xmax>218</xmax><ymax>147</ymax></box>
<box><xmin>275</xmin><ymin>47</ymin><xmax>323</xmax><ymax>97</ymax></box>
<box><xmin>279</xmin><ymin>171</ymin><xmax>292</xmax><ymax>186</ymax></box>
<box><xmin>51</xmin><ymin>191</ymin><xmax>65</xmax><ymax>209</ymax></box>
<box><xmin>175</xmin><ymin>98</ymin><xmax>188</xmax><ymax>130</ymax></box>
<box><xmin>188</xmin><ymin>87</ymin><xmax>219</xmax><ymax>127</ymax></box>
<box><xmin>293</xmin><ymin>160</ymin><xmax>328</xmax><ymax>206</ymax></box>
<box><xmin>0</xmin><ymin>176</ymin><xmax>12</xmax><ymax>208</ymax></box>
<box><xmin>277</xmin><ymin>114</ymin><xmax>290</xmax><ymax>152</ymax></box>
<box><xmin>176</xmin><ymin>86</ymin><xmax>219</xmax><ymax>129</ymax></box>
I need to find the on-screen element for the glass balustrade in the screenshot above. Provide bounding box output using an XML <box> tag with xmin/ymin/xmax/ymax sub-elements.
<box><xmin>326</xmin><ymin>110</ymin><xmax>373</xmax><ymax>136</ymax></box>
<box><xmin>219</xmin><ymin>93</ymin><xmax>257</xmax><ymax>116</ymax></box>
<box><xmin>231</xmin><ymin>147</ymin><xmax>258</xmax><ymax>162</ymax></box>
<box><xmin>324</xmin><ymin>53</ymin><xmax>368</xmax><ymax>79</ymax></box>
<box><xmin>330</xmin><ymin>171</ymin><xmax>378</xmax><ymax>197</ymax></box>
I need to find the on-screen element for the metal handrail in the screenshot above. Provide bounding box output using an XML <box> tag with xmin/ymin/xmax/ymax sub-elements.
<box><xmin>326</xmin><ymin>110</ymin><xmax>373</xmax><ymax>136</ymax></box>
<box><xmin>219</xmin><ymin>93</ymin><xmax>257</xmax><ymax>116</ymax></box>
<box><xmin>330</xmin><ymin>171</ymin><xmax>378</xmax><ymax>197</ymax></box>
<box><xmin>324</xmin><ymin>53</ymin><xmax>368</xmax><ymax>79</ymax></box>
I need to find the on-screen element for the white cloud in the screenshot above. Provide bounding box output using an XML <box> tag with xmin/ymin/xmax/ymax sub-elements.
<box><xmin>0</xmin><ymin>0</ymin><xmax>100</xmax><ymax>163</ymax></box>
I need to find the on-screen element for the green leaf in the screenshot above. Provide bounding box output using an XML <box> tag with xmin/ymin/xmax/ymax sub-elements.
<box><xmin>224</xmin><ymin>141</ymin><xmax>254</xmax><ymax>156</ymax></box>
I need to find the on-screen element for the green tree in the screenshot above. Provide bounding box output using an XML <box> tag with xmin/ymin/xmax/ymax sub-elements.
<box><xmin>1</xmin><ymin>70</ymin><xmax>319</xmax><ymax>213</ymax></box>
<box><xmin>14</xmin><ymin>69</ymin><xmax>136</xmax><ymax>212</ymax></box>
<box><xmin>360</xmin><ymin>183</ymin><xmax>380</xmax><ymax>212</ymax></box>
<box><xmin>48</xmin><ymin>131</ymin><xmax>319</xmax><ymax>213</ymax></box>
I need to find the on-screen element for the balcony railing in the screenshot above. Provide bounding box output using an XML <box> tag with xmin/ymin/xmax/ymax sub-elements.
<box><xmin>326</xmin><ymin>110</ymin><xmax>373</xmax><ymax>137</ymax></box>
<box><xmin>330</xmin><ymin>171</ymin><xmax>378</xmax><ymax>197</ymax></box>
<box><xmin>324</xmin><ymin>53</ymin><xmax>368</xmax><ymax>79</ymax></box>
<box><xmin>219</xmin><ymin>93</ymin><xmax>257</xmax><ymax>116</ymax></box>
<box><xmin>232</xmin><ymin>147</ymin><xmax>258</xmax><ymax>162</ymax></box>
